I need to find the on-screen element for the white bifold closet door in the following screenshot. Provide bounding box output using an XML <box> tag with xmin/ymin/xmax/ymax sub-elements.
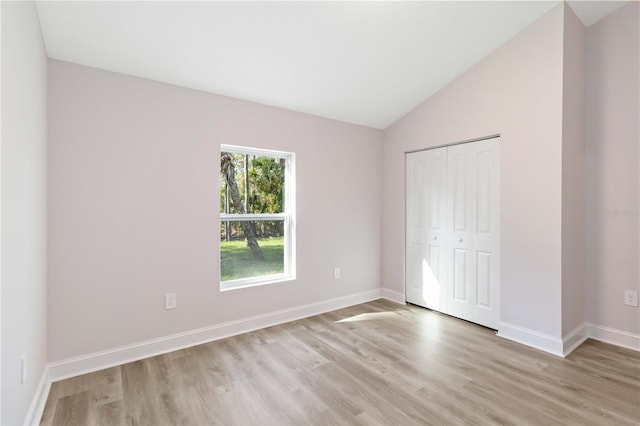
<box><xmin>405</xmin><ymin>137</ymin><xmax>500</xmax><ymax>330</ymax></box>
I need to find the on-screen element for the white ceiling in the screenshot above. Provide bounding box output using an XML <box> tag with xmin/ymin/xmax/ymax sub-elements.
<box><xmin>567</xmin><ymin>0</ymin><xmax>628</xmax><ymax>26</ymax></box>
<box><xmin>35</xmin><ymin>1</ymin><xmax>627</xmax><ymax>129</ymax></box>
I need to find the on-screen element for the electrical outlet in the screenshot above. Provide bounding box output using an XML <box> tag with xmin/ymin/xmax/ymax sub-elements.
<box><xmin>333</xmin><ymin>267</ymin><xmax>340</xmax><ymax>279</ymax></box>
<box><xmin>21</xmin><ymin>354</ymin><xmax>27</xmax><ymax>385</ymax></box>
<box><xmin>165</xmin><ymin>292</ymin><xmax>177</xmax><ymax>310</ymax></box>
<box><xmin>624</xmin><ymin>290</ymin><xmax>638</xmax><ymax>307</ymax></box>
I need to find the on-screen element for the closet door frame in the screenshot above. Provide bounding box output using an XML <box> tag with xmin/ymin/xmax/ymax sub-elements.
<box><xmin>404</xmin><ymin>135</ymin><xmax>500</xmax><ymax>330</ymax></box>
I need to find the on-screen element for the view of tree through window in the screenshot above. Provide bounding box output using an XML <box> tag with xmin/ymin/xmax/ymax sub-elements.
<box><xmin>220</xmin><ymin>147</ymin><xmax>294</xmax><ymax>287</ymax></box>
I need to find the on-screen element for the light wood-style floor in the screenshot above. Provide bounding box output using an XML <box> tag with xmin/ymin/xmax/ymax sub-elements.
<box><xmin>41</xmin><ymin>299</ymin><xmax>640</xmax><ymax>425</ymax></box>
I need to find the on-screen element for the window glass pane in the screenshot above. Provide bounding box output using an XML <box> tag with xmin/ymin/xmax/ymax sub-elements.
<box><xmin>220</xmin><ymin>153</ymin><xmax>285</xmax><ymax>215</ymax></box>
<box><xmin>220</xmin><ymin>220</ymin><xmax>285</xmax><ymax>281</ymax></box>
<box><xmin>248</xmin><ymin>155</ymin><xmax>285</xmax><ymax>214</ymax></box>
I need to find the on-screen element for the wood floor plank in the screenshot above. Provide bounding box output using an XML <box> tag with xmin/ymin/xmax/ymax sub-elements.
<box><xmin>94</xmin><ymin>400</ymin><xmax>124</xmax><ymax>426</ymax></box>
<box><xmin>50</xmin><ymin>391</ymin><xmax>90</xmax><ymax>426</ymax></box>
<box><xmin>88</xmin><ymin>366</ymin><xmax>122</xmax><ymax>408</ymax></box>
<box><xmin>41</xmin><ymin>300</ymin><xmax>640</xmax><ymax>425</ymax></box>
<box><xmin>120</xmin><ymin>360</ymin><xmax>161</xmax><ymax>426</ymax></box>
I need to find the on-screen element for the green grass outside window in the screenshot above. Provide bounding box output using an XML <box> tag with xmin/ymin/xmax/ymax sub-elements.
<box><xmin>220</xmin><ymin>237</ymin><xmax>285</xmax><ymax>281</ymax></box>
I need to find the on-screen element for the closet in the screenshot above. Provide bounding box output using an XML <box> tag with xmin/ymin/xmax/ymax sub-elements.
<box><xmin>405</xmin><ymin>136</ymin><xmax>500</xmax><ymax>329</ymax></box>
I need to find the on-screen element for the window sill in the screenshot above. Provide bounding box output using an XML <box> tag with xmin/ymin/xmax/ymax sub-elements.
<box><xmin>220</xmin><ymin>273</ymin><xmax>295</xmax><ymax>292</ymax></box>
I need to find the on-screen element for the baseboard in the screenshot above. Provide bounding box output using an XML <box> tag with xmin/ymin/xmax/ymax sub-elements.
<box><xmin>562</xmin><ymin>323</ymin><xmax>588</xmax><ymax>357</ymax></box>
<box><xmin>380</xmin><ymin>288</ymin><xmax>406</xmax><ymax>304</ymax></box>
<box><xmin>24</xmin><ymin>365</ymin><xmax>51</xmax><ymax>426</ymax></box>
<box><xmin>497</xmin><ymin>322</ymin><xmax>564</xmax><ymax>357</ymax></box>
<box><xmin>586</xmin><ymin>322</ymin><xmax>640</xmax><ymax>351</ymax></box>
<box><xmin>498</xmin><ymin>321</ymin><xmax>639</xmax><ymax>357</ymax></box>
<box><xmin>48</xmin><ymin>289</ymin><xmax>382</xmax><ymax>381</ymax></box>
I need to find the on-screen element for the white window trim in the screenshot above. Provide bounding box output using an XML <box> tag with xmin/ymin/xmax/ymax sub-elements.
<box><xmin>220</xmin><ymin>145</ymin><xmax>296</xmax><ymax>291</ymax></box>
<box><xmin>220</xmin><ymin>213</ymin><xmax>287</xmax><ymax>221</ymax></box>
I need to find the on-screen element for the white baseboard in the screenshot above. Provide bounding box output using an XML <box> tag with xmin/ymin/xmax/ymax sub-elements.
<box><xmin>586</xmin><ymin>322</ymin><xmax>640</xmax><ymax>351</ymax></box>
<box><xmin>497</xmin><ymin>322</ymin><xmax>564</xmax><ymax>357</ymax></box>
<box><xmin>49</xmin><ymin>289</ymin><xmax>383</xmax><ymax>381</ymax></box>
<box><xmin>498</xmin><ymin>321</ymin><xmax>640</xmax><ymax>357</ymax></box>
<box><xmin>24</xmin><ymin>365</ymin><xmax>51</xmax><ymax>426</ymax></box>
<box><xmin>381</xmin><ymin>288</ymin><xmax>405</xmax><ymax>304</ymax></box>
<box><xmin>562</xmin><ymin>323</ymin><xmax>588</xmax><ymax>357</ymax></box>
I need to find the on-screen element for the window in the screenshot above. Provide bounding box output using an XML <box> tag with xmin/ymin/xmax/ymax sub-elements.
<box><xmin>220</xmin><ymin>145</ymin><xmax>295</xmax><ymax>290</ymax></box>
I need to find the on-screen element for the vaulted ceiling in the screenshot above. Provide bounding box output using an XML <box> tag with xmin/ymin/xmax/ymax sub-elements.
<box><xmin>35</xmin><ymin>1</ymin><xmax>628</xmax><ymax>129</ymax></box>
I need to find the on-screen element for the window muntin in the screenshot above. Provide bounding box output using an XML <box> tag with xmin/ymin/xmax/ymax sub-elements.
<box><xmin>220</xmin><ymin>145</ymin><xmax>295</xmax><ymax>290</ymax></box>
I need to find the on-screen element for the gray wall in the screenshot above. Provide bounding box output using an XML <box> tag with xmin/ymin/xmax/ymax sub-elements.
<box><xmin>47</xmin><ymin>60</ymin><xmax>383</xmax><ymax>362</ymax></box>
<box><xmin>585</xmin><ymin>2</ymin><xmax>640</xmax><ymax>335</ymax></box>
<box><xmin>1</xmin><ymin>2</ymin><xmax>49</xmax><ymax>424</ymax></box>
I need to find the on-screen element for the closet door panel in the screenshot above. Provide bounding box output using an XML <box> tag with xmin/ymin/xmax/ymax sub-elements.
<box><xmin>427</xmin><ymin>157</ymin><xmax>443</xmax><ymax>230</ymax></box>
<box><xmin>476</xmin><ymin>151</ymin><xmax>492</xmax><ymax>233</ymax></box>
<box><xmin>422</xmin><ymin>148</ymin><xmax>449</xmax><ymax>311</ymax></box>
<box><xmin>453</xmin><ymin>249</ymin><xmax>468</xmax><ymax>301</ymax></box>
<box><xmin>447</xmin><ymin>145</ymin><xmax>475</xmax><ymax>321</ymax></box>
<box><xmin>405</xmin><ymin>148</ymin><xmax>448</xmax><ymax>311</ymax></box>
<box><xmin>476</xmin><ymin>251</ymin><xmax>492</xmax><ymax>308</ymax></box>
<box><xmin>424</xmin><ymin>245</ymin><xmax>445</xmax><ymax>309</ymax></box>
<box><xmin>452</xmin><ymin>154</ymin><xmax>468</xmax><ymax>232</ymax></box>
<box><xmin>471</xmin><ymin>138</ymin><xmax>500</xmax><ymax>329</ymax></box>
<box><xmin>405</xmin><ymin>153</ymin><xmax>424</xmax><ymax>306</ymax></box>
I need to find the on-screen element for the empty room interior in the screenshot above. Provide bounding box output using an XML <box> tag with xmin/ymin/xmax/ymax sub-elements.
<box><xmin>2</xmin><ymin>0</ymin><xmax>639</xmax><ymax>425</ymax></box>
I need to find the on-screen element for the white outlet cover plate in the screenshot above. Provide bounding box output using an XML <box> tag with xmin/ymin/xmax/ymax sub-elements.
<box><xmin>165</xmin><ymin>293</ymin><xmax>177</xmax><ymax>310</ymax></box>
<box><xmin>21</xmin><ymin>354</ymin><xmax>27</xmax><ymax>384</ymax></box>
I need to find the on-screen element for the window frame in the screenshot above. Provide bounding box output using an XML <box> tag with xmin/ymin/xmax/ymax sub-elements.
<box><xmin>219</xmin><ymin>144</ymin><xmax>296</xmax><ymax>291</ymax></box>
